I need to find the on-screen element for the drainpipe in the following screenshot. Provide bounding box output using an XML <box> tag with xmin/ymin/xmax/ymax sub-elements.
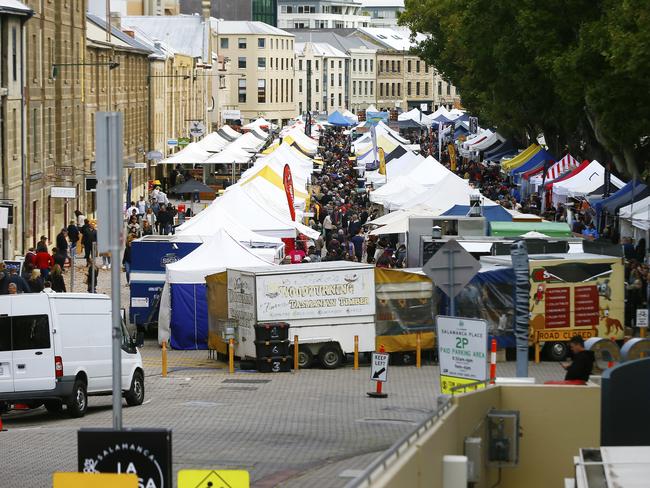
<box><xmin>20</xmin><ymin>17</ymin><xmax>28</xmax><ymax>255</ymax></box>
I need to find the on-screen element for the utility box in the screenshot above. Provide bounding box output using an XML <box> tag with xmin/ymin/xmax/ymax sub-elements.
<box><xmin>487</xmin><ymin>409</ymin><xmax>520</xmax><ymax>467</ymax></box>
<box><xmin>464</xmin><ymin>437</ymin><xmax>482</xmax><ymax>482</ymax></box>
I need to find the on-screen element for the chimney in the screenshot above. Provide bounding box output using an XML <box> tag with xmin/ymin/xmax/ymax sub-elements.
<box><xmin>202</xmin><ymin>0</ymin><xmax>211</xmax><ymax>20</ymax></box>
<box><xmin>109</xmin><ymin>11</ymin><xmax>121</xmax><ymax>30</ymax></box>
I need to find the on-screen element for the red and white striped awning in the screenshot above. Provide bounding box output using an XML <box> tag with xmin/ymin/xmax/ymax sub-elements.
<box><xmin>546</xmin><ymin>154</ymin><xmax>579</xmax><ymax>180</ymax></box>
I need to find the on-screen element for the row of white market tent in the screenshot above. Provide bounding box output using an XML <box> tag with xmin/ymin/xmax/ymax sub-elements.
<box><xmin>157</xmin><ymin>121</ymin><xmax>323</xmax><ymax>349</ymax></box>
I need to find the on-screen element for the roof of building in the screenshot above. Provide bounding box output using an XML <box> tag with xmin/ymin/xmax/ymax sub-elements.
<box><xmin>123</xmin><ymin>15</ymin><xmax>207</xmax><ymax>58</ymax></box>
<box><xmin>357</xmin><ymin>26</ymin><xmax>426</xmax><ymax>51</ymax></box>
<box><xmin>87</xmin><ymin>13</ymin><xmax>153</xmax><ymax>54</ymax></box>
<box><xmin>123</xmin><ymin>25</ymin><xmax>175</xmax><ymax>61</ymax></box>
<box><xmin>360</xmin><ymin>0</ymin><xmax>405</xmax><ymax>7</ymax></box>
<box><xmin>290</xmin><ymin>29</ymin><xmax>382</xmax><ymax>53</ymax></box>
<box><xmin>0</xmin><ymin>0</ymin><xmax>32</xmax><ymax>16</ymax></box>
<box><xmin>295</xmin><ymin>42</ymin><xmax>348</xmax><ymax>58</ymax></box>
<box><xmin>210</xmin><ymin>19</ymin><xmax>294</xmax><ymax>37</ymax></box>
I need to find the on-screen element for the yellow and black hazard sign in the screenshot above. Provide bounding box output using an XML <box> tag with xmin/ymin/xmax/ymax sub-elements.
<box><xmin>440</xmin><ymin>375</ymin><xmax>487</xmax><ymax>395</ymax></box>
<box><xmin>178</xmin><ymin>470</ymin><xmax>250</xmax><ymax>488</ymax></box>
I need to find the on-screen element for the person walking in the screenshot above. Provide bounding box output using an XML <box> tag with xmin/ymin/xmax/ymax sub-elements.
<box><xmin>81</xmin><ymin>219</ymin><xmax>96</xmax><ymax>261</ymax></box>
<box><xmin>67</xmin><ymin>220</ymin><xmax>80</xmax><ymax>260</ymax></box>
<box><xmin>34</xmin><ymin>245</ymin><xmax>53</xmax><ymax>279</ymax></box>
<box><xmin>75</xmin><ymin>209</ymin><xmax>86</xmax><ymax>227</ymax></box>
<box><xmin>86</xmin><ymin>259</ymin><xmax>98</xmax><ymax>293</ymax></box>
<box><xmin>123</xmin><ymin>235</ymin><xmax>134</xmax><ymax>284</ymax></box>
<box><xmin>27</xmin><ymin>269</ymin><xmax>44</xmax><ymax>293</ymax></box>
<box><xmin>144</xmin><ymin>208</ymin><xmax>156</xmax><ymax>234</ymax></box>
<box><xmin>56</xmin><ymin>228</ymin><xmax>68</xmax><ymax>259</ymax></box>
<box><xmin>49</xmin><ymin>264</ymin><xmax>66</xmax><ymax>293</ymax></box>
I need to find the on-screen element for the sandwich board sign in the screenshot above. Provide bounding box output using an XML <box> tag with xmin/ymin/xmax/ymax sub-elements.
<box><xmin>371</xmin><ymin>352</ymin><xmax>389</xmax><ymax>382</ymax></box>
<box><xmin>437</xmin><ymin>316</ymin><xmax>488</xmax><ymax>394</ymax></box>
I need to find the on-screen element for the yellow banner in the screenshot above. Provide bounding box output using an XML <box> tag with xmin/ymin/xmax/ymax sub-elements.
<box><xmin>440</xmin><ymin>375</ymin><xmax>486</xmax><ymax>395</ymax></box>
<box><xmin>53</xmin><ymin>473</ymin><xmax>138</xmax><ymax>488</ymax></box>
<box><xmin>178</xmin><ymin>470</ymin><xmax>250</xmax><ymax>488</ymax></box>
<box><xmin>378</xmin><ymin>147</ymin><xmax>386</xmax><ymax>175</ymax></box>
<box><xmin>448</xmin><ymin>144</ymin><xmax>457</xmax><ymax>171</ymax></box>
<box><xmin>535</xmin><ymin>327</ymin><xmax>596</xmax><ymax>343</ymax></box>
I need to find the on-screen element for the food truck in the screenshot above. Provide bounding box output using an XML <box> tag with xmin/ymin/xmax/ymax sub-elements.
<box><xmin>207</xmin><ymin>261</ymin><xmax>376</xmax><ymax>369</ymax></box>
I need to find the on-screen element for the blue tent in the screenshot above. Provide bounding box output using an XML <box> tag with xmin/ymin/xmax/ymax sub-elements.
<box><xmin>511</xmin><ymin>148</ymin><xmax>554</xmax><ymax>176</ymax></box>
<box><xmin>328</xmin><ymin>110</ymin><xmax>354</xmax><ymax>126</ymax></box>
<box><xmin>592</xmin><ymin>180</ymin><xmax>650</xmax><ymax>216</ymax></box>
<box><xmin>432</xmin><ymin>114</ymin><xmax>452</xmax><ymax>124</ymax></box>
<box><xmin>442</xmin><ymin>205</ymin><xmax>513</xmax><ymax>222</ymax></box>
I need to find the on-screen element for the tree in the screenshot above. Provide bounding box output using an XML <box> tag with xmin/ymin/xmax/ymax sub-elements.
<box><xmin>400</xmin><ymin>0</ymin><xmax>650</xmax><ymax>177</ymax></box>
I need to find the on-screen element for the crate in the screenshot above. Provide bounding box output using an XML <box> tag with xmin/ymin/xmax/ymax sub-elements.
<box><xmin>254</xmin><ymin>322</ymin><xmax>290</xmax><ymax>341</ymax></box>
<box><xmin>255</xmin><ymin>340</ymin><xmax>290</xmax><ymax>357</ymax></box>
<box><xmin>256</xmin><ymin>356</ymin><xmax>292</xmax><ymax>373</ymax></box>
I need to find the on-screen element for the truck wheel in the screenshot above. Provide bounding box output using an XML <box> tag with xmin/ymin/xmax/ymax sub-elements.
<box><xmin>44</xmin><ymin>400</ymin><xmax>63</xmax><ymax>414</ymax></box>
<box><xmin>294</xmin><ymin>347</ymin><xmax>313</xmax><ymax>369</ymax></box>
<box><xmin>318</xmin><ymin>344</ymin><xmax>343</xmax><ymax>369</ymax></box>
<box><xmin>545</xmin><ymin>342</ymin><xmax>568</xmax><ymax>361</ymax></box>
<box><xmin>125</xmin><ymin>371</ymin><xmax>145</xmax><ymax>406</ymax></box>
<box><xmin>67</xmin><ymin>379</ymin><xmax>88</xmax><ymax>418</ymax></box>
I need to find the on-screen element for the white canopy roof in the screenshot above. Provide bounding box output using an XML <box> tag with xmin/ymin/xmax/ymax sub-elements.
<box><xmin>366</xmin><ymin>104</ymin><xmax>378</xmax><ymax>113</ymax></box>
<box><xmin>552</xmin><ymin>160</ymin><xmax>625</xmax><ymax>198</ymax></box>
<box><xmin>195</xmin><ymin>132</ymin><xmax>230</xmax><ymax>152</ymax></box>
<box><xmin>157</xmin><ymin>142</ymin><xmax>211</xmax><ymax>165</ymax></box>
<box><xmin>204</xmin><ymin>145</ymin><xmax>252</xmax><ymax>164</ymax></box>
<box><xmin>342</xmin><ymin>109</ymin><xmax>358</xmax><ymax>123</ymax></box>
<box><xmin>244</xmin><ymin>118</ymin><xmax>277</xmax><ymax>130</ymax></box>
<box><xmin>220</xmin><ymin>125</ymin><xmax>242</xmax><ymax>140</ymax></box>
<box><xmin>398</xmin><ymin>108</ymin><xmax>434</xmax><ymax>127</ymax></box>
<box><xmin>166</xmin><ymin>228</ymin><xmax>272</xmax><ymax>284</ymax></box>
<box><xmin>365</xmin><ymin>152</ymin><xmax>424</xmax><ymax>186</ymax></box>
<box><xmin>228</xmin><ymin>131</ymin><xmax>268</xmax><ymax>153</ymax></box>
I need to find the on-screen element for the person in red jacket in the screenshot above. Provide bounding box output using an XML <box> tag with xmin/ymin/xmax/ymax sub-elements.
<box><xmin>34</xmin><ymin>244</ymin><xmax>54</xmax><ymax>279</ymax></box>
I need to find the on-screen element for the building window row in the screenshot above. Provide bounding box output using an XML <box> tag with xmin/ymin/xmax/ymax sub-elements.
<box><xmin>220</xmin><ymin>37</ymin><xmax>294</xmax><ymax>51</ymax></box>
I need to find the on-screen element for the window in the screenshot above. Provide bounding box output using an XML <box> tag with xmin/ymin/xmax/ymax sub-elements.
<box><xmin>425</xmin><ymin>82</ymin><xmax>429</xmax><ymax>96</ymax></box>
<box><xmin>353</xmin><ymin>59</ymin><xmax>356</xmax><ymax>72</ymax></box>
<box><xmin>369</xmin><ymin>60</ymin><xmax>373</xmax><ymax>72</ymax></box>
<box><xmin>330</xmin><ymin>60</ymin><xmax>334</xmax><ymax>69</ymax></box>
<box><xmin>270</xmin><ymin>57</ymin><xmax>273</xmax><ymax>68</ymax></box>
<box><xmin>258</xmin><ymin>38</ymin><xmax>265</xmax><ymax>48</ymax></box>
<box><xmin>370</xmin><ymin>81</ymin><xmax>373</xmax><ymax>95</ymax></box>
<box><xmin>338</xmin><ymin>93</ymin><xmax>342</xmax><ymax>106</ymax></box>
<box><xmin>299</xmin><ymin>102</ymin><xmax>303</xmax><ymax>114</ymax></box>
<box><xmin>315</xmin><ymin>79</ymin><xmax>319</xmax><ymax>92</ymax></box>
<box><xmin>12</xmin><ymin>27</ymin><xmax>17</xmax><ymax>81</ymax></box>
<box><xmin>391</xmin><ymin>83</ymin><xmax>395</xmax><ymax>97</ymax></box>
<box><xmin>407</xmin><ymin>82</ymin><xmax>411</xmax><ymax>96</ymax></box>
<box><xmin>397</xmin><ymin>61</ymin><xmax>401</xmax><ymax>73</ymax></box>
<box><xmin>220</xmin><ymin>38</ymin><xmax>229</xmax><ymax>49</ymax></box>
<box><xmin>299</xmin><ymin>78</ymin><xmax>303</xmax><ymax>93</ymax></box>
<box><xmin>315</xmin><ymin>101</ymin><xmax>319</xmax><ymax>111</ymax></box>
<box><xmin>364</xmin><ymin>81</ymin><xmax>368</xmax><ymax>95</ymax></box>
<box><xmin>391</xmin><ymin>60</ymin><xmax>395</xmax><ymax>72</ymax></box>
<box><xmin>339</xmin><ymin>60</ymin><xmax>342</xmax><ymax>69</ymax></box>
<box><xmin>32</xmin><ymin>109</ymin><xmax>38</xmax><ymax>160</ymax></box>
<box><xmin>258</xmin><ymin>57</ymin><xmax>266</xmax><ymax>68</ymax></box>
<box><xmin>299</xmin><ymin>59</ymin><xmax>303</xmax><ymax>71</ymax></box>
<box><xmin>425</xmin><ymin>63</ymin><xmax>429</xmax><ymax>73</ymax></box>
<box><xmin>258</xmin><ymin>79</ymin><xmax>266</xmax><ymax>103</ymax></box>
<box><xmin>416</xmin><ymin>60</ymin><xmax>420</xmax><ymax>73</ymax></box>
<box><xmin>338</xmin><ymin>73</ymin><xmax>342</xmax><ymax>87</ymax></box>
<box><xmin>315</xmin><ymin>60</ymin><xmax>319</xmax><ymax>71</ymax></box>
<box><xmin>353</xmin><ymin>81</ymin><xmax>356</xmax><ymax>95</ymax></box>
<box><xmin>286</xmin><ymin>6</ymin><xmax>293</xmax><ymax>13</ymax></box>
<box><xmin>281</xmin><ymin>58</ymin><xmax>284</xmax><ymax>70</ymax></box>
<box><xmin>438</xmin><ymin>81</ymin><xmax>442</xmax><ymax>95</ymax></box>
<box><xmin>416</xmin><ymin>82</ymin><xmax>420</xmax><ymax>96</ymax></box>
<box><xmin>238</xmin><ymin>79</ymin><xmax>247</xmax><ymax>102</ymax></box>
<box><xmin>379</xmin><ymin>60</ymin><xmax>383</xmax><ymax>72</ymax></box>
<box><xmin>364</xmin><ymin>59</ymin><xmax>368</xmax><ymax>72</ymax></box>
<box><xmin>281</xmin><ymin>78</ymin><xmax>284</xmax><ymax>102</ymax></box>
<box><xmin>11</xmin><ymin>315</ymin><xmax>50</xmax><ymax>351</ymax></box>
<box><xmin>447</xmin><ymin>83</ymin><xmax>451</xmax><ymax>95</ymax></box>
<box><xmin>238</xmin><ymin>57</ymin><xmax>246</xmax><ymax>69</ymax></box>
<box><xmin>330</xmin><ymin>93</ymin><xmax>334</xmax><ymax>107</ymax></box>
<box><xmin>407</xmin><ymin>60</ymin><xmax>411</xmax><ymax>72</ymax></box>
<box><xmin>397</xmin><ymin>83</ymin><xmax>401</xmax><ymax>97</ymax></box>
<box><xmin>330</xmin><ymin>73</ymin><xmax>334</xmax><ymax>87</ymax></box>
<box><xmin>380</xmin><ymin>83</ymin><xmax>383</xmax><ymax>97</ymax></box>
<box><xmin>291</xmin><ymin>79</ymin><xmax>293</xmax><ymax>102</ymax></box>
<box><xmin>238</xmin><ymin>38</ymin><xmax>246</xmax><ymax>49</ymax></box>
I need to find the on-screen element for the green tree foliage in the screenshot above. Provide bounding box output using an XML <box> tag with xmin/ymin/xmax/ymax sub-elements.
<box><xmin>400</xmin><ymin>0</ymin><xmax>650</xmax><ymax>177</ymax></box>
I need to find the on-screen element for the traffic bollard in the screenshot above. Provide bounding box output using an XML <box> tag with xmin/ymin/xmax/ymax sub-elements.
<box><xmin>641</xmin><ymin>328</ymin><xmax>647</xmax><ymax>338</ymax></box>
<box><xmin>416</xmin><ymin>332</ymin><xmax>422</xmax><ymax>368</ymax></box>
<box><xmin>161</xmin><ymin>340</ymin><xmax>168</xmax><ymax>378</ymax></box>
<box><xmin>293</xmin><ymin>335</ymin><xmax>299</xmax><ymax>371</ymax></box>
<box><xmin>489</xmin><ymin>339</ymin><xmax>497</xmax><ymax>384</ymax></box>
<box><xmin>353</xmin><ymin>335</ymin><xmax>359</xmax><ymax>370</ymax></box>
<box><xmin>229</xmin><ymin>338</ymin><xmax>235</xmax><ymax>374</ymax></box>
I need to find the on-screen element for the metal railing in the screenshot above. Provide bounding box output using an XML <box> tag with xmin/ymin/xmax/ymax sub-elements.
<box><xmin>343</xmin><ymin>397</ymin><xmax>453</xmax><ymax>488</ymax></box>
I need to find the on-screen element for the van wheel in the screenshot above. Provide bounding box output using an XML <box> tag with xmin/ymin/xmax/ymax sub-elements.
<box><xmin>125</xmin><ymin>371</ymin><xmax>145</xmax><ymax>406</ymax></box>
<box><xmin>319</xmin><ymin>344</ymin><xmax>343</xmax><ymax>369</ymax></box>
<box><xmin>545</xmin><ymin>342</ymin><xmax>568</xmax><ymax>362</ymax></box>
<box><xmin>291</xmin><ymin>347</ymin><xmax>313</xmax><ymax>369</ymax></box>
<box><xmin>67</xmin><ymin>379</ymin><xmax>88</xmax><ymax>418</ymax></box>
<box><xmin>44</xmin><ymin>400</ymin><xmax>63</xmax><ymax>414</ymax></box>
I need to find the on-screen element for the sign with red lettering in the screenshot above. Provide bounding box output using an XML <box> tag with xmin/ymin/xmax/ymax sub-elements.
<box><xmin>545</xmin><ymin>287</ymin><xmax>570</xmax><ymax>327</ymax></box>
<box><xmin>282</xmin><ymin>164</ymin><xmax>295</xmax><ymax>221</ymax></box>
<box><xmin>574</xmin><ymin>285</ymin><xmax>599</xmax><ymax>326</ymax></box>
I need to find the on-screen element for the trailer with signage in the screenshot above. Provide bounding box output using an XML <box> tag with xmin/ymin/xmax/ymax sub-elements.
<box><xmin>217</xmin><ymin>261</ymin><xmax>376</xmax><ymax>369</ymax></box>
<box><xmin>480</xmin><ymin>253</ymin><xmax>625</xmax><ymax>361</ymax></box>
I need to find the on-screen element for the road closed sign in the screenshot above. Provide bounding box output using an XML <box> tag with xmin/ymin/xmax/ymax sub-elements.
<box><xmin>437</xmin><ymin>316</ymin><xmax>488</xmax><ymax>394</ymax></box>
<box><xmin>371</xmin><ymin>352</ymin><xmax>389</xmax><ymax>382</ymax></box>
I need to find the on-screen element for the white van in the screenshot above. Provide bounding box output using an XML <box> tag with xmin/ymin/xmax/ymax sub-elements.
<box><xmin>0</xmin><ymin>293</ymin><xmax>144</xmax><ymax>417</ymax></box>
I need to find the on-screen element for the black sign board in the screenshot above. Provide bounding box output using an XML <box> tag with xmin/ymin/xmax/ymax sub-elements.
<box><xmin>85</xmin><ymin>176</ymin><xmax>98</xmax><ymax>192</ymax></box>
<box><xmin>78</xmin><ymin>428</ymin><xmax>172</xmax><ymax>488</ymax></box>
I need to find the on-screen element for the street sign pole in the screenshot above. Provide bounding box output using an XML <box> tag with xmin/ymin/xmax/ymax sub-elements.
<box><xmin>447</xmin><ymin>247</ymin><xmax>457</xmax><ymax>316</ymax></box>
<box><xmin>95</xmin><ymin>112</ymin><xmax>124</xmax><ymax>430</ymax></box>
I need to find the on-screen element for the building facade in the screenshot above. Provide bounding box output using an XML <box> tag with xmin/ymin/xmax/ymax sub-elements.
<box><xmin>0</xmin><ymin>1</ymin><xmax>32</xmax><ymax>257</ymax></box>
<box><xmin>278</xmin><ymin>0</ymin><xmax>369</xmax><ymax>29</ymax></box>
<box><xmin>349</xmin><ymin>46</ymin><xmax>377</xmax><ymax>112</ymax></box>
<box><xmin>359</xmin><ymin>0</ymin><xmax>404</xmax><ymax>28</ymax></box>
<box><xmin>180</xmin><ymin>0</ymin><xmax>277</xmax><ymax>25</ymax></box>
<box><xmin>213</xmin><ymin>20</ymin><xmax>295</xmax><ymax>126</ymax></box>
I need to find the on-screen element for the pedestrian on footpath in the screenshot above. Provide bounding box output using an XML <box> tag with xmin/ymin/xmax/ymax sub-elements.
<box><xmin>50</xmin><ymin>264</ymin><xmax>66</xmax><ymax>293</ymax></box>
<box><xmin>67</xmin><ymin>220</ymin><xmax>79</xmax><ymax>259</ymax></box>
<box><xmin>123</xmin><ymin>235</ymin><xmax>134</xmax><ymax>285</ymax></box>
<box><xmin>56</xmin><ymin>228</ymin><xmax>69</xmax><ymax>259</ymax></box>
<box><xmin>34</xmin><ymin>244</ymin><xmax>53</xmax><ymax>279</ymax></box>
<box><xmin>75</xmin><ymin>209</ymin><xmax>86</xmax><ymax>227</ymax></box>
<box><xmin>27</xmin><ymin>269</ymin><xmax>44</xmax><ymax>293</ymax></box>
<box><xmin>81</xmin><ymin>219</ymin><xmax>96</xmax><ymax>261</ymax></box>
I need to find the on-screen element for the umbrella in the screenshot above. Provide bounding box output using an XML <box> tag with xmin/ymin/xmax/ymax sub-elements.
<box><xmin>168</xmin><ymin>179</ymin><xmax>215</xmax><ymax>195</ymax></box>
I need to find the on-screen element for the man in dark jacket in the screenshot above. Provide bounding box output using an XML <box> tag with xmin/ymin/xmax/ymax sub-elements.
<box><xmin>56</xmin><ymin>229</ymin><xmax>68</xmax><ymax>259</ymax></box>
<box><xmin>67</xmin><ymin>220</ymin><xmax>80</xmax><ymax>258</ymax></box>
<box><xmin>2</xmin><ymin>266</ymin><xmax>30</xmax><ymax>294</ymax></box>
<box><xmin>81</xmin><ymin>220</ymin><xmax>96</xmax><ymax>260</ymax></box>
<box><xmin>562</xmin><ymin>336</ymin><xmax>595</xmax><ymax>382</ymax></box>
